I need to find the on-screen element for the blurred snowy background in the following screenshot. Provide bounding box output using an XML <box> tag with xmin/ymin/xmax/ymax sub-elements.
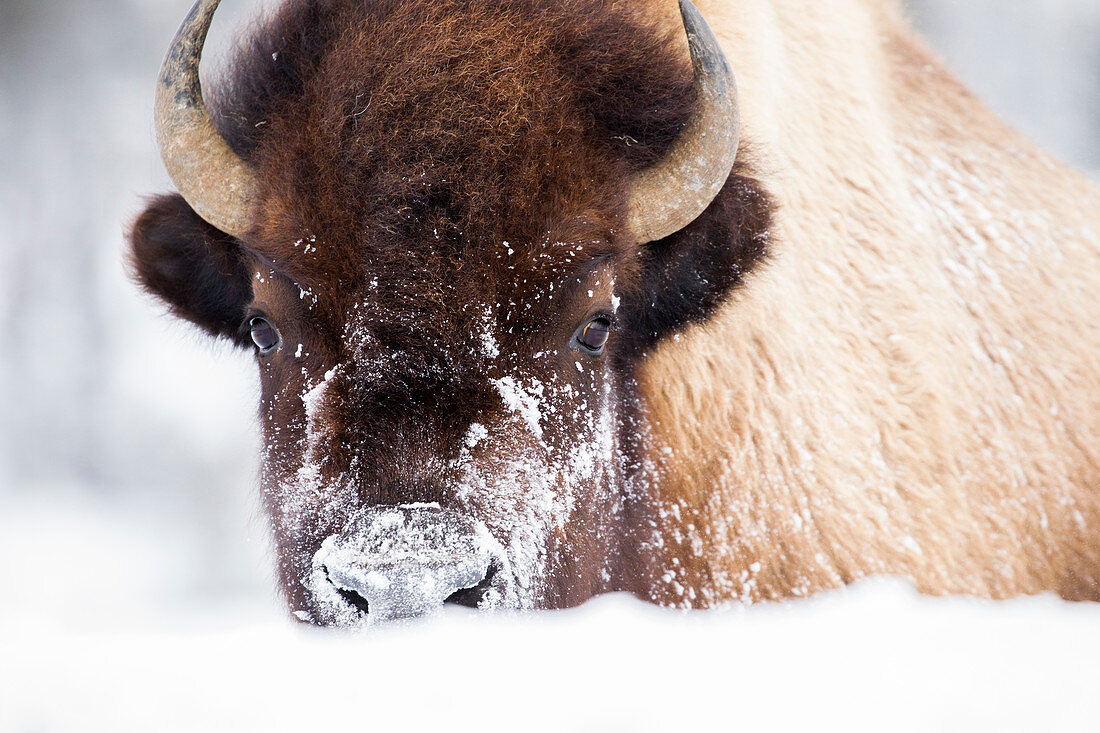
<box><xmin>0</xmin><ymin>1</ymin><xmax>1097</xmax><ymax>730</ymax></box>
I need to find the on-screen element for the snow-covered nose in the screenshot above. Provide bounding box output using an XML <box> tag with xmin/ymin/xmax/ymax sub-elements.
<box><xmin>313</xmin><ymin>504</ymin><xmax>498</xmax><ymax>623</ymax></box>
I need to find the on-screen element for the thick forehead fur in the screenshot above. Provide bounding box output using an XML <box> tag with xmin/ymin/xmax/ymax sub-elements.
<box><xmin>211</xmin><ymin>0</ymin><xmax>697</xmax><ymax>342</ymax></box>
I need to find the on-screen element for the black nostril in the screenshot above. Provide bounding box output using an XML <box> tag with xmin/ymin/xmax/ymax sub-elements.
<box><xmin>325</xmin><ymin>565</ymin><xmax>371</xmax><ymax>616</ymax></box>
<box><xmin>337</xmin><ymin>587</ymin><xmax>371</xmax><ymax>617</ymax></box>
<box><xmin>444</xmin><ymin>561</ymin><xmax>499</xmax><ymax>608</ymax></box>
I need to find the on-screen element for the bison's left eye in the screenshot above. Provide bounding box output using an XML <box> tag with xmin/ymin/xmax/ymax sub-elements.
<box><xmin>249</xmin><ymin>316</ymin><xmax>281</xmax><ymax>355</ymax></box>
<box><xmin>574</xmin><ymin>317</ymin><xmax>612</xmax><ymax>355</ymax></box>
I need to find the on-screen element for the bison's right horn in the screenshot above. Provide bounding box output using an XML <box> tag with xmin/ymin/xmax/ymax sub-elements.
<box><xmin>622</xmin><ymin>0</ymin><xmax>740</xmax><ymax>244</ymax></box>
<box><xmin>155</xmin><ymin>0</ymin><xmax>259</xmax><ymax>240</ymax></box>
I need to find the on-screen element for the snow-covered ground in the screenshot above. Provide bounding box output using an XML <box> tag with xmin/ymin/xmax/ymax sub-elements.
<box><xmin>2</xmin><ymin>577</ymin><xmax>1098</xmax><ymax>732</ymax></box>
<box><xmin>3</xmin><ymin>491</ymin><xmax>1098</xmax><ymax>731</ymax></box>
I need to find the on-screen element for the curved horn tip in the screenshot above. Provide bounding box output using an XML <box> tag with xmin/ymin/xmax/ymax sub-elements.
<box><xmin>155</xmin><ymin>0</ymin><xmax>259</xmax><ymax>240</ymax></box>
<box><xmin>623</xmin><ymin>0</ymin><xmax>740</xmax><ymax>244</ymax></box>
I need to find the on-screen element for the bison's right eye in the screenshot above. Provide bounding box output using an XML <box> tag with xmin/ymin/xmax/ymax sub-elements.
<box><xmin>249</xmin><ymin>316</ymin><xmax>281</xmax><ymax>355</ymax></box>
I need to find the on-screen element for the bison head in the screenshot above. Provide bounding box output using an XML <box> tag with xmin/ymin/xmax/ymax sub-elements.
<box><xmin>130</xmin><ymin>0</ymin><xmax>769</xmax><ymax>625</ymax></box>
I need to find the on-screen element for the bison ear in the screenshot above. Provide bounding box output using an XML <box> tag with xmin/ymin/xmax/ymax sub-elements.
<box><xmin>618</xmin><ymin>173</ymin><xmax>772</xmax><ymax>355</ymax></box>
<box><xmin>128</xmin><ymin>194</ymin><xmax>254</xmax><ymax>346</ymax></box>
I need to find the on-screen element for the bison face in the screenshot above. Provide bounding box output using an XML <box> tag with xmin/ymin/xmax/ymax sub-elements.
<box><xmin>131</xmin><ymin>0</ymin><xmax>769</xmax><ymax>625</ymax></box>
<box><xmin>242</xmin><ymin>227</ymin><xmax>630</xmax><ymax>624</ymax></box>
<box><xmin>131</xmin><ymin>193</ymin><xmax>650</xmax><ymax>624</ymax></box>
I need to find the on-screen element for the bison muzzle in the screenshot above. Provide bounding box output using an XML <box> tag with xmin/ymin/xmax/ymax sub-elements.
<box><xmin>311</xmin><ymin>504</ymin><xmax>505</xmax><ymax>624</ymax></box>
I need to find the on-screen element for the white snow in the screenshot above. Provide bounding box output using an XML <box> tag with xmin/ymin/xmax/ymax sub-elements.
<box><xmin>1</xmin><ymin>572</ymin><xmax>1098</xmax><ymax>732</ymax></box>
<box><xmin>293</xmin><ymin>234</ymin><xmax>318</xmax><ymax>254</ymax></box>
<box><xmin>902</xmin><ymin>535</ymin><xmax>924</xmax><ymax>555</ymax></box>
<box><xmin>302</xmin><ymin>367</ymin><xmax>337</xmax><ymax>423</ymax></box>
<box><xmin>479</xmin><ymin>306</ymin><xmax>500</xmax><ymax>359</ymax></box>
<box><xmin>464</xmin><ymin>422</ymin><xmax>489</xmax><ymax>449</ymax></box>
<box><xmin>491</xmin><ymin>375</ymin><xmax>545</xmax><ymax>438</ymax></box>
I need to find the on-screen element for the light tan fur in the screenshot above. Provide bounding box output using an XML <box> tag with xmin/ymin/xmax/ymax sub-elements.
<box><xmin>637</xmin><ymin>0</ymin><xmax>1100</xmax><ymax>605</ymax></box>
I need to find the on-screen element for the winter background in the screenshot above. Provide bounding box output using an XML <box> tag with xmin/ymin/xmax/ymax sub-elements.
<box><xmin>0</xmin><ymin>0</ymin><xmax>1097</xmax><ymax>730</ymax></box>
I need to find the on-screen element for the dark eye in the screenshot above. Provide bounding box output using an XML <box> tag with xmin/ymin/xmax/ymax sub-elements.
<box><xmin>575</xmin><ymin>317</ymin><xmax>611</xmax><ymax>354</ymax></box>
<box><xmin>250</xmin><ymin>316</ymin><xmax>281</xmax><ymax>354</ymax></box>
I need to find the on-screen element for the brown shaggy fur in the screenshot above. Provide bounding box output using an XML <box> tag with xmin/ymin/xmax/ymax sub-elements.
<box><xmin>203</xmin><ymin>0</ymin><xmax>771</xmax><ymax>356</ymax></box>
<box><xmin>130</xmin><ymin>0</ymin><xmax>774</xmax><ymax>619</ymax></box>
<box><xmin>634</xmin><ymin>0</ymin><xmax>1100</xmax><ymax>606</ymax></box>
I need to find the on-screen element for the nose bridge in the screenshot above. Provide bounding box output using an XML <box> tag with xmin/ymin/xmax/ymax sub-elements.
<box><xmin>349</xmin><ymin>341</ymin><xmax>487</xmax><ymax>411</ymax></box>
<box><xmin>313</xmin><ymin>504</ymin><xmax>500</xmax><ymax>623</ymax></box>
<box><xmin>343</xmin><ymin>376</ymin><xmax>497</xmax><ymax>464</ymax></box>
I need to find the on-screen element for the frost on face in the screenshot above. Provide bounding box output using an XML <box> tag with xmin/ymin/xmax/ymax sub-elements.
<box><xmin>491</xmin><ymin>375</ymin><xmax>545</xmax><ymax>439</ymax></box>
<box><xmin>464</xmin><ymin>423</ymin><xmax>489</xmax><ymax>450</ymax></box>
<box><xmin>268</xmin><ymin>364</ymin><xmax>352</xmax><ymax>550</ymax></box>
<box><xmin>293</xmin><ymin>233</ymin><xmax>319</xmax><ymax>254</ymax></box>
<box><xmin>453</xmin><ymin>369</ymin><xmax>619</xmax><ymax>607</ymax></box>
<box><xmin>307</xmin><ymin>504</ymin><xmax>506</xmax><ymax>626</ymax></box>
<box><xmin>479</xmin><ymin>306</ymin><xmax>500</xmax><ymax>360</ymax></box>
<box><xmin>271</xmin><ymin>277</ymin><xmax>622</xmax><ymax>623</ymax></box>
<box><xmin>298</xmin><ymin>367</ymin><xmax>339</xmax><ymax>493</ymax></box>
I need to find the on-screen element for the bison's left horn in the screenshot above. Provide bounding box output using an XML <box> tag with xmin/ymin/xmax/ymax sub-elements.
<box><xmin>623</xmin><ymin>0</ymin><xmax>740</xmax><ymax>244</ymax></box>
<box><xmin>155</xmin><ymin>0</ymin><xmax>259</xmax><ymax>240</ymax></box>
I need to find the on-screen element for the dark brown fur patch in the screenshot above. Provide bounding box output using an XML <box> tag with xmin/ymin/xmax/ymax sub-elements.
<box><xmin>128</xmin><ymin>193</ymin><xmax>254</xmax><ymax>344</ymax></box>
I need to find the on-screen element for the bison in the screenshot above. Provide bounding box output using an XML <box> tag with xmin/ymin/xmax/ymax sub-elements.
<box><xmin>130</xmin><ymin>0</ymin><xmax>1100</xmax><ymax>625</ymax></box>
